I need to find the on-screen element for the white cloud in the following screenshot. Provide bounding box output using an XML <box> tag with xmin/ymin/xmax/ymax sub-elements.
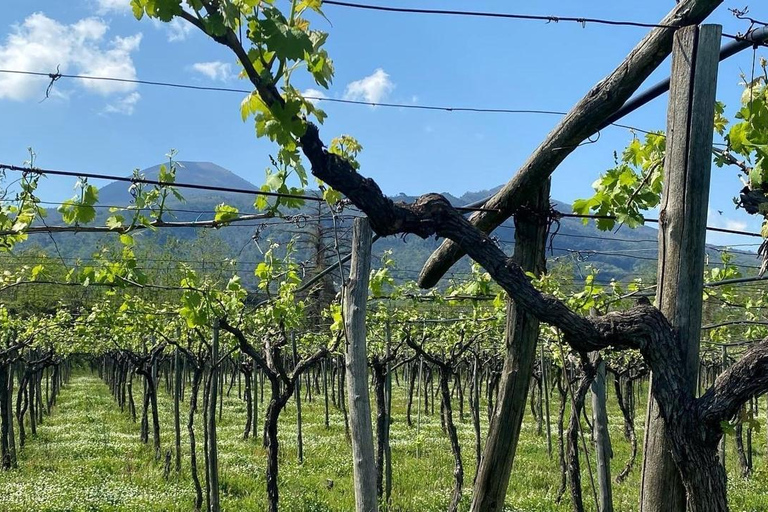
<box><xmin>167</xmin><ymin>18</ymin><xmax>193</xmax><ymax>42</ymax></box>
<box><xmin>94</xmin><ymin>0</ymin><xmax>131</xmax><ymax>15</ymax></box>
<box><xmin>80</xmin><ymin>34</ymin><xmax>143</xmax><ymax>95</ymax></box>
<box><xmin>152</xmin><ymin>18</ymin><xmax>193</xmax><ymax>42</ymax></box>
<box><xmin>191</xmin><ymin>61</ymin><xmax>233</xmax><ymax>81</ymax></box>
<box><xmin>708</xmin><ymin>209</ymin><xmax>748</xmax><ymax>232</ymax></box>
<box><xmin>103</xmin><ymin>91</ymin><xmax>140</xmax><ymax>115</ymax></box>
<box><xmin>705</xmin><ymin>208</ymin><xmax>756</xmax><ymax>246</ymax></box>
<box><xmin>302</xmin><ymin>88</ymin><xmax>326</xmax><ymax>104</ymax></box>
<box><xmin>343</xmin><ymin>68</ymin><xmax>394</xmax><ymax>104</ymax></box>
<box><xmin>724</xmin><ymin>219</ymin><xmax>748</xmax><ymax>231</ymax></box>
<box><xmin>0</xmin><ymin>13</ymin><xmax>142</xmax><ymax>101</ymax></box>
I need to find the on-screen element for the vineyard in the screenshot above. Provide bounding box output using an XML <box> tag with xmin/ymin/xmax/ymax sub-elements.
<box><xmin>2</xmin><ymin>0</ymin><xmax>768</xmax><ymax>511</ymax></box>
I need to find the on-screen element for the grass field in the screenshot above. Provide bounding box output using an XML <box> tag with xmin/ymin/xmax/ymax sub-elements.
<box><xmin>0</xmin><ymin>371</ymin><xmax>766</xmax><ymax>511</ymax></box>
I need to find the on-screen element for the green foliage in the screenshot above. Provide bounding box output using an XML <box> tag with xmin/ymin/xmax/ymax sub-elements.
<box><xmin>725</xmin><ymin>71</ymin><xmax>768</xmax><ymax>177</ymax></box>
<box><xmin>132</xmin><ymin>0</ymin><xmax>335</xmax><ymax>212</ymax></box>
<box><xmin>369</xmin><ymin>250</ymin><xmax>395</xmax><ymax>298</ymax></box>
<box><xmin>721</xmin><ymin>407</ymin><xmax>762</xmax><ymax>436</ymax></box>
<box><xmin>253</xmin><ymin>6</ymin><xmax>313</xmax><ymax>63</ymax></box>
<box><xmin>213</xmin><ymin>203</ymin><xmax>239</xmax><ymax>224</ymax></box>
<box><xmin>316</xmin><ymin>135</ymin><xmax>363</xmax><ymax>206</ymax></box>
<box><xmin>447</xmin><ymin>263</ymin><xmax>495</xmax><ymax>301</ymax></box>
<box><xmin>254</xmin><ymin>148</ymin><xmax>308</xmax><ymax>212</ymax></box>
<box><xmin>328</xmin><ymin>303</ymin><xmax>343</xmax><ymax>335</ymax></box>
<box><xmin>717</xmin><ymin>62</ymin><xmax>768</xmax><ymax>236</ymax></box>
<box><xmin>328</xmin><ymin>135</ymin><xmax>362</xmax><ymax>170</ymax></box>
<box><xmin>59</xmin><ymin>178</ymin><xmax>99</xmax><ymax>225</ymax></box>
<box><xmin>130</xmin><ymin>0</ymin><xmax>183</xmax><ymax>22</ymax></box>
<box><xmin>66</xmin><ymin>235</ymin><xmax>149</xmax><ymax>289</ymax></box>
<box><xmin>573</xmin><ymin>67</ymin><xmax>768</xmax><ymax>237</ymax></box>
<box><xmin>77</xmin><ymin>151</ymin><xmax>189</xmax><ymax>235</ymax></box>
<box><xmin>572</xmin><ymin>132</ymin><xmax>665</xmax><ymax>231</ymax></box>
<box><xmin>178</xmin><ymin>266</ymin><xmax>246</xmax><ymax>328</ymax></box>
<box><xmin>703</xmin><ymin>250</ymin><xmax>768</xmax><ymax>343</ymax></box>
<box><xmin>0</xmin><ymin>152</ymin><xmax>47</xmax><ymax>250</ymax></box>
<box><xmin>253</xmin><ymin>241</ymin><xmax>304</xmax><ymax>328</ymax></box>
<box><xmin>714</xmin><ymin>100</ymin><xmax>730</xmax><ymax>136</ymax></box>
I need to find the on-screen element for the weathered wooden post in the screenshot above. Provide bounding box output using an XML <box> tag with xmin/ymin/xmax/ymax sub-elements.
<box><xmin>416</xmin><ymin>356</ymin><xmax>423</xmax><ymax>458</ymax></box>
<box><xmin>592</xmin><ymin>357</ymin><xmax>613</xmax><ymax>512</ymax></box>
<box><xmin>291</xmin><ymin>331</ymin><xmax>304</xmax><ymax>464</ymax></box>
<box><xmin>542</xmin><ymin>342</ymin><xmax>552</xmax><ymax>458</ymax></box>
<box><xmin>207</xmin><ymin>320</ymin><xmax>220</xmax><ymax>512</ymax></box>
<box><xmin>174</xmin><ymin>347</ymin><xmax>183</xmax><ymax>472</ymax></box>
<box><xmin>0</xmin><ymin>361</ymin><xmax>12</xmax><ymax>470</ymax></box>
<box><xmin>322</xmin><ymin>358</ymin><xmax>329</xmax><ymax>429</ymax></box>
<box><xmin>384</xmin><ymin>320</ymin><xmax>393</xmax><ymax>506</ymax></box>
<box><xmin>344</xmin><ymin>217</ymin><xmax>377</xmax><ymax>512</ymax></box>
<box><xmin>719</xmin><ymin>344</ymin><xmax>728</xmax><ymax>467</ymax></box>
<box><xmin>252</xmin><ymin>364</ymin><xmax>258</xmax><ymax>438</ymax></box>
<box><xmin>639</xmin><ymin>24</ymin><xmax>721</xmax><ymax>512</ymax></box>
<box><xmin>471</xmin><ymin>179</ymin><xmax>550</xmax><ymax>512</ymax></box>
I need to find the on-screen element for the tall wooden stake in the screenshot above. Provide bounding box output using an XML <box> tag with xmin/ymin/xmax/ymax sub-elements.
<box><xmin>291</xmin><ymin>331</ymin><xmax>304</xmax><ymax>464</ymax></box>
<box><xmin>384</xmin><ymin>320</ymin><xmax>393</xmax><ymax>506</ymax></box>
<box><xmin>542</xmin><ymin>343</ymin><xmax>552</xmax><ymax>459</ymax></box>
<box><xmin>252</xmin><ymin>364</ymin><xmax>258</xmax><ymax>438</ymax></box>
<box><xmin>591</xmin><ymin>357</ymin><xmax>613</xmax><ymax>512</ymax></box>
<box><xmin>639</xmin><ymin>24</ymin><xmax>721</xmax><ymax>512</ymax></box>
<box><xmin>174</xmin><ymin>347</ymin><xmax>183</xmax><ymax>473</ymax></box>
<box><xmin>416</xmin><ymin>357</ymin><xmax>423</xmax><ymax>459</ymax></box>
<box><xmin>471</xmin><ymin>179</ymin><xmax>550</xmax><ymax>512</ymax></box>
<box><xmin>322</xmin><ymin>358</ymin><xmax>329</xmax><ymax>429</ymax></box>
<box><xmin>719</xmin><ymin>344</ymin><xmax>728</xmax><ymax>467</ymax></box>
<box><xmin>207</xmin><ymin>320</ymin><xmax>221</xmax><ymax>512</ymax></box>
<box><xmin>344</xmin><ymin>217</ymin><xmax>377</xmax><ymax>512</ymax></box>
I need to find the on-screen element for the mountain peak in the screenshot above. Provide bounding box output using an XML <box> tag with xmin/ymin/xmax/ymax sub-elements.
<box><xmin>97</xmin><ymin>161</ymin><xmax>258</xmax><ymax>205</ymax></box>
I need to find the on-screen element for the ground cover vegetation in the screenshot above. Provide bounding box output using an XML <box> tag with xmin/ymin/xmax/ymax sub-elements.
<box><xmin>1</xmin><ymin>1</ymin><xmax>768</xmax><ymax>511</ymax></box>
<box><xmin>0</xmin><ymin>360</ymin><xmax>765</xmax><ymax>511</ymax></box>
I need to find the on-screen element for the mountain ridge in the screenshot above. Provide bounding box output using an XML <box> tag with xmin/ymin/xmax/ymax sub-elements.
<box><xmin>24</xmin><ymin>161</ymin><xmax>759</xmax><ymax>287</ymax></box>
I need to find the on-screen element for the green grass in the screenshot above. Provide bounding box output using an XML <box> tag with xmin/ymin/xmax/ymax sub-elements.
<box><xmin>1</xmin><ymin>372</ymin><xmax>767</xmax><ymax>511</ymax></box>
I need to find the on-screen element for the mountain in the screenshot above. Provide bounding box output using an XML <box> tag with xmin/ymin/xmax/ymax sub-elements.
<box><xmin>97</xmin><ymin>161</ymin><xmax>258</xmax><ymax>205</ymax></box>
<box><xmin>377</xmin><ymin>191</ymin><xmax>664</xmax><ymax>285</ymax></box>
<box><xmin>21</xmin><ymin>161</ymin><xmax>759</xmax><ymax>289</ymax></box>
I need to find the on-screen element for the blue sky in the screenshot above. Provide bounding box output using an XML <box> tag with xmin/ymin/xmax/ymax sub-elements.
<box><xmin>1</xmin><ymin>0</ymin><xmax>766</xmax><ymax>248</ymax></box>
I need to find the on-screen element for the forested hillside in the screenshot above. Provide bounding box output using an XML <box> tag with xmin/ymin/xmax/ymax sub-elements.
<box><xmin>22</xmin><ymin>161</ymin><xmax>758</xmax><ymax>289</ymax></box>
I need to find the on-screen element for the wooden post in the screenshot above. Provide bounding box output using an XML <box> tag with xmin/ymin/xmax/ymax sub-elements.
<box><xmin>207</xmin><ymin>320</ymin><xmax>221</xmax><ymax>512</ymax></box>
<box><xmin>322</xmin><ymin>358</ymin><xmax>329</xmax><ymax>429</ymax></box>
<box><xmin>174</xmin><ymin>348</ymin><xmax>183</xmax><ymax>473</ymax></box>
<box><xmin>471</xmin><ymin>349</ymin><xmax>481</xmax><ymax>466</ymax></box>
<box><xmin>344</xmin><ymin>217</ymin><xmax>377</xmax><ymax>512</ymax></box>
<box><xmin>542</xmin><ymin>343</ymin><xmax>552</xmax><ymax>458</ymax></box>
<box><xmin>218</xmin><ymin>353</ymin><xmax>224</xmax><ymax>421</ymax></box>
<box><xmin>0</xmin><ymin>362</ymin><xmax>11</xmax><ymax>469</ymax></box>
<box><xmin>747</xmin><ymin>397</ymin><xmax>754</xmax><ymax>471</ymax></box>
<box><xmin>252</xmin><ymin>364</ymin><xmax>258</xmax><ymax>438</ymax></box>
<box><xmin>719</xmin><ymin>345</ymin><xmax>727</xmax><ymax>468</ymax></box>
<box><xmin>416</xmin><ymin>357</ymin><xmax>423</xmax><ymax>458</ymax></box>
<box><xmin>536</xmin><ymin>372</ymin><xmax>543</xmax><ymax>436</ymax></box>
<box><xmin>291</xmin><ymin>331</ymin><xmax>304</xmax><ymax>464</ymax></box>
<box><xmin>639</xmin><ymin>24</ymin><xmax>721</xmax><ymax>512</ymax></box>
<box><xmin>471</xmin><ymin>179</ymin><xmax>550</xmax><ymax>512</ymax></box>
<box><xmin>591</xmin><ymin>357</ymin><xmax>613</xmax><ymax>512</ymax></box>
<box><xmin>384</xmin><ymin>321</ymin><xmax>393</xmax><ymax>506</ymax></box>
